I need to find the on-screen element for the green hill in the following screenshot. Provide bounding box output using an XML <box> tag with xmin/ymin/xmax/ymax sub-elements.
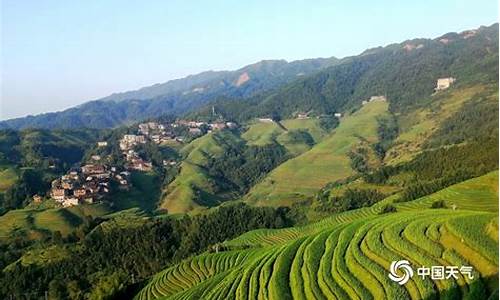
<box><xmin>245</xmin><ymin>100</ymin><xmax>388</xmax><ymax>206</ymax></box>
<box><xmin>0</xmin><ymin>166</ymin><xmax>18</xmax><ymax>193</ymax></box>
<box><xmin>0</xmin><ymin>204</ymin><xmax>112</xmax><ymax>240</ymax></box>
<box><xmin>242</xmin><ymin>118</ymin><xmax>330</xmax><ymax>156</ymax></box>
<box><xmin>160</xmin><ymin>120</ymin><xmax>331</xmax><ymax>214</ymax></box>
<box><xmin>136</xmin><ymin>171</ymin><xmax>499</xmax><ymax>300</ymax></box>
<box><xmin>159</xmin><ymin>130</ymin><xmax>243</xmax><ymax>214</ymax></box>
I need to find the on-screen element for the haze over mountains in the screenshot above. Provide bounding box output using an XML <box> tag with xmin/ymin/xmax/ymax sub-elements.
<box><xmin>0</xmin><ymin>58</ymin><xmax>338</xmax><ymax>130</ymax></box>
<box><xmin>2</xmin><ymin>23</ymin><xmax>497</xmax><ymax>131</ymax></box>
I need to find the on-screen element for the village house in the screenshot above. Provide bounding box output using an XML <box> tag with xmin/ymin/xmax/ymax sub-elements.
<box><xmin>82</xmin><ymin>197</ymin><xmax>94</xmax><ymax>204</ymax></box>
<box><xmin>73</xmin><ymin>188</ymin><xmax>87</xmax><ymax>197</ymax></box>
<box><xmin>258</xmin><ymin>118</ymin><xmax>274</xmax><ymax>123</ymax></box>
<box><xmin>225</xmin><ymin>122</ymin><xmax>238</xmax><ymax>129</ymax></box>
<box><xmin>51</xmin><ymin>179</ymin><xmax>60</xmax><ymax>188</ymax></box>
<box><xmin>363</xmin><ymin>95</ymin><xmax>387</xmax><ymax>105</ymax></box>
<box><xmin>369</xmin><ymin>95</ymin><xmax>387</xmax><ymax>102</ymax></box>
<box><xmin>97</xmin><ymin>141</ymin><xmax>108</xmax><ymax>147</ymax></box>
<box><xmin>120</xmin><ymin>134</ymin><xmax>147</xmax><ymax>150</ymax></box>
<box><xmin>297</xmin><ymin>112</ymin><xmax>309</xmax><ymax>119</ymax></box>
<box><xmin>147</xmin><ymin>122</ymin><xmax>159</xmax><ymax>130</ymax></box>
<box><xmin>138</xmin><ymin>123</ymin><xmax>150</xmax><ymax>135</ymax></box>
<box><xmin>334</xmin><ymin>113</ymin><xmax>342</xmax><ymax>118</ymax></box>
<box><xmin>61</xmin><ymin>181</ymin><xmax>74</xmax><ymax>190</ymax></box>
<box><xmin>123</xmin><ymin>134</ymin><xmax>146</xmax><ymax>144</ymax></box>
<box><xmin>51</xmin><ymin>188</ymin><xmax>67</xmax><ymax>201</ymax></box>
<box><xmin>84</xmin><ymin>182</ymin><xmax>100</xmax><ymax>194</ymax></box>
<box><xmin>151</xmin><ymin>135</ymin><xmax>161</xmax><ymax>143</ymax></box>
<box><xmin>129</xmin><ymin>160</ymin><xmax>153</xmax><ymax>172</ymax></box>
<box><xmin>435</xmin><ymin>77</ymin><xmax>456</xmax><ymax>91</ymax></box>
<box><xmin>94</xmin><ymin>172</ymin><xmax>111</xmax><ymax>180</ymax></box>
<box><xmin>62</xmin><ymin>198</ymin><xmax>79</xmax><ymax>207</ymax></box>
<box><xmin>33</xmin><ymin>194</ymin><xmax>43</xmax><ymax>203</ymax></box>
<box><xmin>82</xmin><ymin>164</ymin><xmax>106</xmax><ymax>175</ymax></box>
<box><xmin>176</xmin><ymin>120</ymin><xmax>190</xmax><ymax>127</ymax></box>
<box><xmin>210</xmin><ymin>123</ymin><xmax>226</xmax><ymax>130</ymax></box>
<box><xmin>189</xmin><ymin>127</ymin><xmax>202</xmax><ymax>135</ymax></box>
<box><xmin>163</xmin><ymin>159</ymin><xmax>177</xmax><ymax>167</ymax></box>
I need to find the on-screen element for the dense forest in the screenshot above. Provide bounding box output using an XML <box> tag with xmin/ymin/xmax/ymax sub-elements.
<box><xmin>206</xmin><ymin>142</ymin><xmax>289</xmax><ymax>195</ymax></box>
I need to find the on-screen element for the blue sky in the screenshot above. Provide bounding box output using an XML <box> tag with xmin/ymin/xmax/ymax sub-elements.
<box><xmin>1</xmin><ymin>0</ymin><xmax>498</xmax><ymax>120</ymax></box>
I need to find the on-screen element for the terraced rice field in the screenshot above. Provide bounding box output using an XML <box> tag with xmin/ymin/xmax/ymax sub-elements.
<box><xmin>136</xmin><ymin>172</ymin><xmax>499</xmax><ymax>299</ymax></box>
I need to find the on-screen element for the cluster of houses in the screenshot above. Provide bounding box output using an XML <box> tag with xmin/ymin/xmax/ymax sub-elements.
<box><xmin>119</xmin><ymin>134</ymin><xmax>153</xmax><ymax>172</ymax></box>
<box><xmin>138</xmin><ymin>122</ymin><xmax>178</xmax><ymax>144</ymax></box>
<box><xmin>49</xmin><ymin>164</ymin><xmax>130</xmax><ymax>207</ymax></box>
<box><xmin>174</xmin><ymin>120</ymin><xmax>238</xmax><ymax>135</ymax></box>
<box><xmin>137</xmin><ymin>120</ymin><xmax>238</xmax><ymax>141</ymax></box>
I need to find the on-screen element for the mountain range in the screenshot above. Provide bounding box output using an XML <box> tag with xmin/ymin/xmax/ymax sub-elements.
<box><xmin>0</xmin><ymin>58</ymin><xmax>338</xmax><ymax>130</ymax></box>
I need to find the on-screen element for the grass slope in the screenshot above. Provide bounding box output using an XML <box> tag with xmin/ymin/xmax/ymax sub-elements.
<box><xmin>0</xmin><ymin>203</ymin><xmax>111</xmax><ymax>241</ymax></box>
<box><xmin>160</xmin><ymin>120</ymin><xmax>329</xmax><ymax>214</ymax></box>
<box><xmin>136</xmin><ymin>171</ymin><xmax>499</xmax><ymax>300</ymax></box>
<box><xmin>0</xmin><ymin>166</ymin><xmax>18</xmax><ymax>192</ymax></box>
<box><xmin>385</xmin><ymin>84</ymin><xmax>492</xmax><ymax>165</ymax></box>
<box><xmin>245</xmin><ymin>101</ymin><xmax>389</xmax><ymax>206</ymax></box>
<box><xmin>160</xmin><ymin>130</ymin><xmax>243</xmax><ymax>214</ymax></box>
<box><xmin>242</xmin><ymin>118</ymin><xmax>328</xmax><ymax>156</ymax></box>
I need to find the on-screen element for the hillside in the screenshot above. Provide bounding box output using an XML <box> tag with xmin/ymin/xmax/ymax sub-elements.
<box><xmin>160</xmin><ymin>119</ymin><xmax>331</xmax><ymax>214</ymax></box>
<box><xmin>0</xmin><ymin>58</ymin><xmax>337</xmax><ymax>130</ymax></box>
<box><xmin>245</xmin><ymin>100</ymin><xmax>388</xmax><ymax>206</ymax></box>
<box><xmin>0</xmin><ymin>203</ymin><xmax>111</xmax><ymax>240</ymax></box>
<box><xmin>136</xmin><ymin>171</ymin><xmax>499</xmax><ymax>300</ymax></box>
<box><xmin>160</xmin><ymin>131</ymin><xmax>243</xmax><ymax>214</ymax></box>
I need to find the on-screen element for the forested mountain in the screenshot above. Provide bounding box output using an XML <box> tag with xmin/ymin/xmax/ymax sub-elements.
<box><xmin>189</xmin><ymin>24</ymin><xmax>498</xmax><ymax>123</ymax></box>
<box><xmin>0</xmin><ymin>58</ymin><xmax>337</xmax><ymax>130</ymax></box>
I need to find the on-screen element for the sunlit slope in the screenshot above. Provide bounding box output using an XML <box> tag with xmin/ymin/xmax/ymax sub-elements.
<box><xmin>242</xmin><ymin>118</ymin><xmax>329</xmax><ymax>156</ymax></box>
<box><xmin>161</xmin><ymin>119</ymin><xmax>330</xmax><ymax>214</ymax></box>
<box><xmin>245</xmin><ymin>101</ymin><xmax>389</xmax><ymax>206</ymax></box>
<box><xmin>160</xmin><ymin>131</ymin><xmax>243</xmax><ymax>214</ymax></box>
<box><xmin>135</xmin><ymin>172</ymin><xmax>499</xmax><ymax>300</ymax></box>
<box><xmin>385</xmin><ymin>84</ymin><xmax>495</xmax><ymax>165</ymax></box>
<box><xmin>0</xmin><ymin>166</ymin><xmax>18</xmax><ymax>192</ymax></box>
<box><xmin>231</xmin><ymin>171</ymin><xmax>498</xmax><ymax>247</ymax></box>
<box><xmin>0</xmin><ymin>204</ymin><xmax>111</xmax><ymax>240</ymax></box>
